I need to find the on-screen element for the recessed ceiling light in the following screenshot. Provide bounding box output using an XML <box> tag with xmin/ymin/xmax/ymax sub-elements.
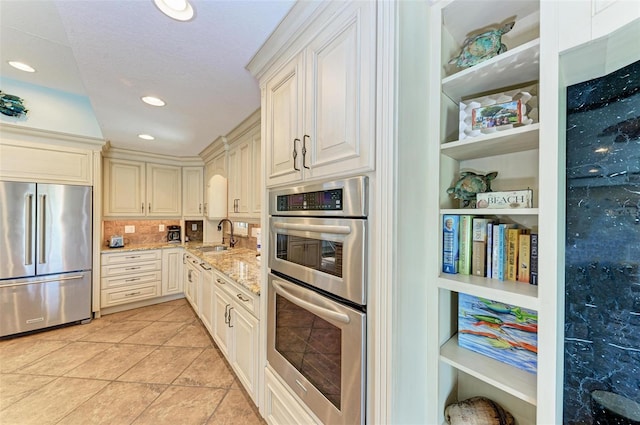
<box><xmin>141</xmin><ymin>96</ymin><xmax>166</xmax><ymax>107</ymax></box>
<box><xmin>8</xmin><ymin>61</ymin><xmax>36</xmax><ymax>73</ymax></box>
<box><xmin>153</xmin><ymin>0</ymin><xmax>194</xmax><ymax>21</ymax></box>
<box><xmin>138</xmin><ymin>134</ymin><xmax>155</xmax><ymax>140</ymax></box>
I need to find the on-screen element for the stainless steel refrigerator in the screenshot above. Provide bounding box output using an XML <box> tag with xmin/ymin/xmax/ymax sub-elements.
<box><xmin>0</xmin><ymin>181</ymin><xmax>93</xmax><ymax>337</ymax></box>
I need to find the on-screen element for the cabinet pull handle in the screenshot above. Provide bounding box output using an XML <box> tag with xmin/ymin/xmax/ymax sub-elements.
<box><xmin>125</xmin><ymin>267</ymin><xmax>140</xmax><ymax>270</ymax></box>
<box><xmin>293</xmin><ymin>138</ymin><xmax>300</xmax><ymax>171</ymax></box>
<box><xmin>199</xmin><ymin>263</ymin><xmax>211</xmax><ymax>270</ymax></box>
<box><xmin>216</xmin><ymin>278</ymin><xmax>225</xmax><ymax>285</ymax></box>
<box><xmin>228</xmin><ymin>306</ymin><xmax>234</xmax><ymax>327</ymax></box>
<box><xmin>125</xmin><ymin>277</ymin><xmax>140</xmax><ymax>282</ymax></box>
<box><xmin>199</xmin><ymin>203</ymin><xmax>202</xmax><ymax>213</ymax></box>
<box><xmin>148</xmin><ymin>203</ymin><xmax>151</xmax><ymax>213</ymax></box>
<box><xmin>302</xmin><ymin>135</ymin><xmax>310</xmax><ymax>169</ymax></box>
<box><xmin>224</xmin><ymin>304</ymin><xmax>230</xmax><ymax>324</ymax></box>
<box><xmin>141</xmin><ymin>203</ymin><xmax>144</xmax><ymax>213</ymax></box>
<box><xmin>125</xmin><ymin>255</ymin><xmax>141</xmax><ymax>259</ymax></box>
<box><xmin>234</xmin><ymin>198</ymin><xmax>239</xmax><ymax>213</ymax></box>
<box><xmin>237</xmin><ymin>293</ymin><xmax>250</xmax><ymax>302</ymax></box>
<box><xmin>125</xmin><ymin>291</ymin><xmax>141</xmax><ymax>297</ymax></box>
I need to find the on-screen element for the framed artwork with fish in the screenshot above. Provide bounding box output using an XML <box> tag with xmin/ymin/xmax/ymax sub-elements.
<box><xmin>458</xmin><ymin>292</ymin><xmax>538</xmax><ymax>374</ymax></box>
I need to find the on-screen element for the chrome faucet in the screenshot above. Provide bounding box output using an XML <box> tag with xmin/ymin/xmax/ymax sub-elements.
<box><xmin>217</xmin><ymin>219</ymin><xmax>236</xmax><ymax>248</ymax></box>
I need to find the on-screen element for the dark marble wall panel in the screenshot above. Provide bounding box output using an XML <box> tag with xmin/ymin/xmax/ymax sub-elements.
<box><xmin>564</xmin><ymin>59</ymin><xmax>640</xmax><ymax>424</ymax></box>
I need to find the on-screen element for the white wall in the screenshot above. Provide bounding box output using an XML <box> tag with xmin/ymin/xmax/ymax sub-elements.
<box><xmin>0</xmin><ymin>77</ymin><xmax>102</xmax><ymax>139</ymax></box>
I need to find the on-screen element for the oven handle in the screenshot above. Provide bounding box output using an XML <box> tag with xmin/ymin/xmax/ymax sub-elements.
<box><xmin>271</xmin><ymin>279</ymin><xmax>351</xmax><ymax>324</ymax></box>
<box><xmin>272</xmin><ymin>222</ymin><xmax>351</xmax><ymax>235</ymax></box>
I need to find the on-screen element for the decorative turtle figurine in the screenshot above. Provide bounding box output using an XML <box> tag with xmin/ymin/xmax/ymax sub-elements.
<box><xmin>447</xmin><ymin>171</ymin><xmax>498</xmax><ymax>208</ymax></box>
<box><xmin>449</xmin><ymin>21</ymin><xmax>515</xmax><ymax>69</ymax></box>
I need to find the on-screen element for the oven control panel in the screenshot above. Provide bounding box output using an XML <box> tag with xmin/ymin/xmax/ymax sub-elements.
<box><xmin>276</xmin><ymin>188</ymin><xmax>342</xmax><ymax>211</ymax></box>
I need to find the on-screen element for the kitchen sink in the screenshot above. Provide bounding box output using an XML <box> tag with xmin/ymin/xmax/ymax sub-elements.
<box><xmin>198</xmin><ymin>245</ymin><xmax>227</xmax><ymax>252</ymax></box>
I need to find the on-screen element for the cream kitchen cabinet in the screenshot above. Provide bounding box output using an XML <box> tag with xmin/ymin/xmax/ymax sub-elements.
<box><xmin>253</xmin><ymin>1</ymin><xmax>376</xmax><ymax>187</ymax></box>
<box><xmin>227</xmin><ymin>117</ymin><xmax>261</xmax><ymax>219</ymax></box>
<box><xmin>228</xmin><ymin>139</ymin><xmax>251</xmax><ymax>216</ymax></box>
<box><xmin>100</xmin><ymin>249</ymin><xmax>162</xmax><ymax>308</ymax></box>
<box><xmin>183</xmin><ymin>252</ymin><xmax>201</xmax><ymax>313</ymax></box>
<box><xmin>211</xmin><ymin>268</ymin><xmax>260</xmax><ymax>403</ymax></box>
<box><xmin>558</xmin><ymin>0</ymin><xmax>640</xmax><ymax>53</ymax></box>
<box><xmin>199</xmin><ymin>263</ymin><xmax>214</xmax><ymax>334</ymax></box>
<box><xmin>182</xmin><ymin>166</ymin><xmax>204</xmax><ymax>217</ymax></box>
<box><xmin>103</xmin><ymin>158</ymin><xmax>182</xmax><ymax>217</ymax></box>
<box><xmin>161</xmin><ymin>248</ymin><xmax>183</xmax><ymax>296</ymax></box>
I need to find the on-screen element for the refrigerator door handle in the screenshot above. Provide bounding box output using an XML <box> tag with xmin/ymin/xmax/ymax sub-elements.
<box><xmin>25</xmin><ymin>194</ymin><xmax>33</xmax><ymax>266</ymax></box>
<box><xmin>4</xmin><ymin>274</ymin><xmax>85</xmax><ymax>288</ymax></box>
<box><xmin>39</xmin><ymin>194</ymin><xmax>46</xmax><ymax>264</ymax></box>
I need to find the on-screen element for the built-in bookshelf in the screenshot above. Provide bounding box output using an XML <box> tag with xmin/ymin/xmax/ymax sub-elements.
<box><xmin>427</xmin><ymin>1</ymin><xmax>542</xmax><ymax>424</ymax></box>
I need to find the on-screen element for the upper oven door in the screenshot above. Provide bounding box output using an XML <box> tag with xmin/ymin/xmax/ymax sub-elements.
<box><xmin>269</xmin><ymin>215</ymin><xmax>366</xmax><ymax>305</ymax></box>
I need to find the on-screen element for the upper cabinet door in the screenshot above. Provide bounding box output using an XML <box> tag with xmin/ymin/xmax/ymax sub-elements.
<box><xmin>103</xmin><ymin>158</ymin><xmax>145</xmax><ymax>216</ymax></box>
<box><xmin>303</xmin><ymin>1</ymin><xmax>375</xmax><ymax>180</ymax></box>
<box><xmin>251</xmin><ymin>131</ymin><xmax>262</xmax><ymax>215</ymax></box>
<box><xmin>228</xmin><ymin>140</ymin><xmax>252</xmax><ymax>215</ymax></box>
<box><xmin>264</xmin><ymin>54</ymin><xmax>304</xmax><ymax>186</ymax></box>
<box><xmin>146</xmin><ymin>163</ymin><xmax>181</xmax><ymax>217</ymax></box>
<box><xmin>183</xmin><ymin>167</ymin><xmax>204</xmax><ymax>217</ymax></box>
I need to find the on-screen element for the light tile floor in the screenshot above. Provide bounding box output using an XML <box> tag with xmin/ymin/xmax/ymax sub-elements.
<box><xmin>0</xmin><ymin>299</ymin><xmax>265</xmax><ymax>425</ymax></box>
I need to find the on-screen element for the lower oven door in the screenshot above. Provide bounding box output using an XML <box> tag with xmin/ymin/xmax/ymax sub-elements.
<box><xmin>267</xmin><ymin>273</ymin><xmax>365</xmax><ymax>425</ymax></box>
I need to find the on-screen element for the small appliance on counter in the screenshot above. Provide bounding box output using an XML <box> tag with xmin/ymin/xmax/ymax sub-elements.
<box><xmin>167</xmin><ymin>225</ymin><xmax>181</xmax><ymax>243</ymax></box>
<box><xmin>109</xmin><ymin>235</ymin><xmax>124</xmax><ymax>248</ymax></box>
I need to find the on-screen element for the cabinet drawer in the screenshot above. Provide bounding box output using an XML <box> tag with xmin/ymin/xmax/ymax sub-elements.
<box><xmin>101</xmin><ymin>260</ymin><xmax>161</xmax><ymax>277</ymax></box>
<box><xmin>101</xmin><ymin>282</ymin><xmax>160</xmax><ymax>307</ymax></box>
<box><xmin>101</xmin><ymin>271</ymin><xmax>162</xmax><ymax>289</ymax></box>
<box><xmin>213</xmin><ymin>271</ymin><xmax>259</xmax><ymax>317</ymax></box>
<box><xmin>101</xmin><ymin>250</ymin><xmax>162</xmax><ymax>265</ymax></box>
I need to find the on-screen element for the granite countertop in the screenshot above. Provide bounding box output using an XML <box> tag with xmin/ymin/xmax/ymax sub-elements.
<box><xmin>101</xmin><ymin>242</ymin><xmax>262</xmax><ymax>295</ymax></box>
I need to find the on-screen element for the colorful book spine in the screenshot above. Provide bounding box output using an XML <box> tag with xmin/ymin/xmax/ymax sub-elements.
<box><xmin>459</xmin><ymin>215</ymin><xmax>473</xmax><ymax>275</ymax></box>
<box><xmin>518</xmin><ymin>233</ymin><xmax>531</xmax><ymax>283</ymax></box>
<box><xmin>472</xmin><ymin>218</ymin><xmax>492</xmax><ymax>277</ymax></box>
<box><xmin>472</xmin><ymin>240</ymin><xmax>486</xmax><ymax>277</ymax></box>
<box><xmin>497</xmin><ymin>224</ymin><xmax>515</xmax><ymax>281</ymax></box>
<box><xmin>507</xmin><ymin>228</ymin><xmax>526</xmax><ymax>281</ymax></box>
<box><xmin>442</xmin><ymin>215</ymin><xmax>460</xmax><ymax>274</ymax></box>
<box><xmin>486</xmin><ymin>222</ymin><xmax>494</xmax><ymax>279</ymax></box>
<box><xmin>530</xmin><ymin>233</ymin><xmax>538</xmax><ymax>285</ymax></box>
<box><xmin>491</xmin><ymin>225</ymin><xmax>500</xmax><ymax>279</ymax></box>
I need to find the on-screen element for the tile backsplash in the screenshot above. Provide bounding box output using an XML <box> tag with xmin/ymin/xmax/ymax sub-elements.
<box><xmin>103</xmin><ymin>219</ymin><xmax>181</xmax><ymax>246</ymax></box>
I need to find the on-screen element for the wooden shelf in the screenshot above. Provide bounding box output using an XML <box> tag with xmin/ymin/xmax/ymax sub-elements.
<box><xmin>437</xmin><ymin>274</ymin><xmax>539</xmax><ymax>311</ymax></box>
<box><xmin>440</xmin><ymin>335</ymin><xmax>537</xmax><ymax>405</ymax></box>
<box><xmin>442</xmin><ymin>38</ymin><xmax>540</xmax><ymax>102</ymax></box>
<box><xmin>441</xmin><ymin>124</ymin><xmax>539</xmax><ymax>160</ymax></box>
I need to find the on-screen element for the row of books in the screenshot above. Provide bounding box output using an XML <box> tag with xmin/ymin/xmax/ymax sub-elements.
<box><xmin>443</xmin><ymin>214</ymin><xmax>538</xmax><ymax>284</ymax></box>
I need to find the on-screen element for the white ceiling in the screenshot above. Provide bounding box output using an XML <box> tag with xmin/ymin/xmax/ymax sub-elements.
<box><xmin>0</xmin><ymin>0</ymin><xmax>294</xmax><ymax>157</ymax></box>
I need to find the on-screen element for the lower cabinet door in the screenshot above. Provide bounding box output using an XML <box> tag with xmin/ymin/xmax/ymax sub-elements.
<box><xmin>212</xmin><ymin>287</ymin><xmax>232</xmax><ymax>356</ymax></box>
<box><xmin>230</xmin><ymin>305</ymin><xmax>259</xmax><ymax>402</ymax></box>
<box><xmin>200</xmin><ymin>270</ymin><xmax>214</xmax><ymax>333</ymax></box>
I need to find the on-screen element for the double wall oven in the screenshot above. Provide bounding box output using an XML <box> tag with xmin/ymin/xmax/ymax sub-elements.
<box><xmin>268</xmin><ymin>176</ymin><xmax>368</xmax><ymax>425</ymax></box>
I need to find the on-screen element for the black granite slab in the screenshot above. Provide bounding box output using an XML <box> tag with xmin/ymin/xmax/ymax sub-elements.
<box><xmin>564</xmin><ymin>59</ymin><xmax>640</xmax><ymax>424</ymax></box>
